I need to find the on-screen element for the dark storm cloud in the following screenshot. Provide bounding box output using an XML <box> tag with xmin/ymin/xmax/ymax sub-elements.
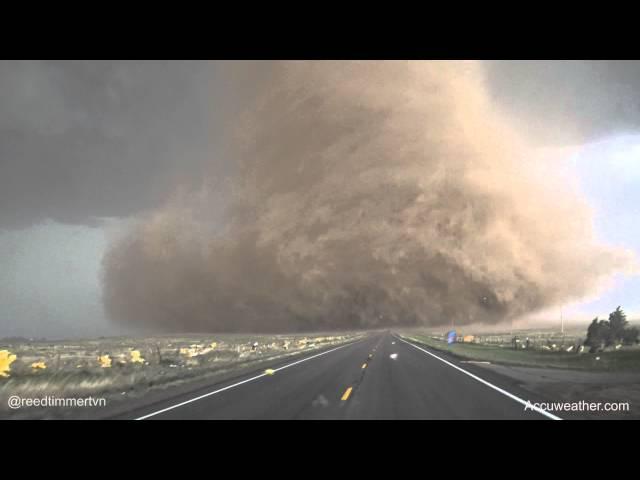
<box><xmin>485</xmin><ymin>60</ymin><xmax>640</xmax><ymax>144</ymax></box>
<box><xmin>0</xmin><ymin>60</ymin><xmax>228</xmax><ymax>229</ymax></box>
<box><xmin>2</xmin><ymin>61</ymin><xmax>640</xmax><ymax>334</ymax></box>
<box><xmin>3</xmin><ymin>61</ymin><xmax>640</xmax><ymax>231</ymax></box>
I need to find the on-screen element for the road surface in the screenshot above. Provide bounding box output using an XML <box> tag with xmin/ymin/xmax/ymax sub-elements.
<box><xmin>118</xmin><ymin>332</ymin><xmax>564</xmax><ymax>420</ymax></box>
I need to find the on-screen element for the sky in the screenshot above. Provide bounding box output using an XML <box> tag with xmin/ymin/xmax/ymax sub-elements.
<box><xmin>1</xmin><ymin>60</ymin><xmax>640</xmax><ymax>338</ymax></box>
<box><xmin>562</xmin><ymin>135</ymin><xmax>640</xmax><ymax>321</ymax></box>
<box><xmin>0</xmin><ymin>220</ymin><xmax>122</xmax><ymax>338</ymax></box>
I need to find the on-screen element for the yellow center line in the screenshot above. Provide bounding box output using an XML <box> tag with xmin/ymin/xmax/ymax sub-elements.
<box><xmin>341</xmin><ymin>387</ymin><xmax>353</xmax><ymax>401</ymax></box>
<box><xmin>362</xmin><ymin>363</ymin><xmax>367</xmax><ymax>369</ymax></box>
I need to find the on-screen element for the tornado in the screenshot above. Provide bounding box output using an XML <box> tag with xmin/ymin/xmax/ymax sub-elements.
<box><xmin>102</xmin><ymin>61</ymin><xmax>634</xmax><ymax>333</ymax></box>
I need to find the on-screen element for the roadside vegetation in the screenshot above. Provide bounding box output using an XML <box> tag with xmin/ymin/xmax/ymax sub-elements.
<box><xmin>400</xmin><ymin>306</ymin><xmax>640</xmax><ymax>372</ymax></box>
<box><xmin>585</xmin><ymin>307</ymin><xmax>639</xmax><ymax>352</ymax></box>
<box><xmin>0</xmin><ymin>332</ymin><xmax>361</xmax><ymax>415</ymax></box>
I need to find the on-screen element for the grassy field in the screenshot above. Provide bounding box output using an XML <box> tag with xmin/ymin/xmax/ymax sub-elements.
<box><xmin>0</xmin><ymin>332</ymin><xmax>363</xmax><ymax>413</ymax></box>
<box><xmin>399</xmin><ymin>333</ymin><xmax>640</xmax><ymax>372</ymax></box>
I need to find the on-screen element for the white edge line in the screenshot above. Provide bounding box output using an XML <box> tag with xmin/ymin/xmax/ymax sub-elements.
<box><xmin>135</xmin><ymin>341</ymin><xmax>357</xmax><ymax>420</ymax></box>
<box><xmin>395</xmin><ymin>336</ymin><xmax>562</xmax><ymax>421</ymax></box>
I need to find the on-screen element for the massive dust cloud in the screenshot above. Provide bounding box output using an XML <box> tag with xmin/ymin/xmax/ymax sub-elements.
<box><xmin>102</xmin><ymin>61</ymin><xmax>633</xmax><ymax>333</ymax></box>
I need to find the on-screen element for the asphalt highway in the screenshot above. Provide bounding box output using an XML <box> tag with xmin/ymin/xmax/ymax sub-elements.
<box><xmin>123</xmin><ymin>332</ymin><xmax>561</xmax><ymax>420</ymax></box>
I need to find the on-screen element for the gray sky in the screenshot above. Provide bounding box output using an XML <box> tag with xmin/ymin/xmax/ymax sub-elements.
<box><xmin>484</xmin><ymin>61</ymin><xmax>640</xmax><ymax>144</ymax></box>
<box><xmin>2</xmin><ymin>61</ymin><xmax>640</xmax><ymax>338</ymax></box>
<box><xmin>0</xmin><ymin>220</ymin><xmax>114</xmax><ymax>338</ymax></box>
<box><xmin>0</xmin><ymin>61</ymin><xmax>227</xmax><ymax>229</ymax></box>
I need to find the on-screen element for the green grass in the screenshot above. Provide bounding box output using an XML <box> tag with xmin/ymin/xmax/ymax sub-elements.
<box><xmin>401</xmin><ymin>334</ymin><xmax>640</xmax><ymax>372</ymax></box>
